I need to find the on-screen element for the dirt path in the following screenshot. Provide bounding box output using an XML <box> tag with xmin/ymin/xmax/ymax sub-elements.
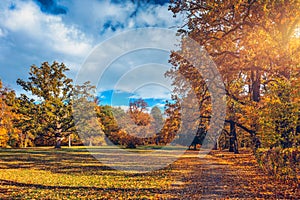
<box><xmin>163</xmin><ymin>149</ymin><xmax>299</xmax><ymax>199</ymax></box>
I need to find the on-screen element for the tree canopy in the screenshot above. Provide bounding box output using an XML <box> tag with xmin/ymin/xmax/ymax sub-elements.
<box><xmin>16</xmin><ymin>62</ymin><xmax>76</xmax><ymax>148</ymax></box>
<box><xmin>168</xmin><ymin>0</ymin><xmax>300</xmax><ymax>151</ymax></box>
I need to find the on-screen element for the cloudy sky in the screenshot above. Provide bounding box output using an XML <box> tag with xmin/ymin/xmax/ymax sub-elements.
<box><xmin>0</xmin><ymin>0</ymin><xmax>184</xmax><ymax>109</ymax></box>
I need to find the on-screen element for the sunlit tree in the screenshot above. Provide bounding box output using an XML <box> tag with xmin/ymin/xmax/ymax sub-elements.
<box><xmin>17</xmin><ymin>62</ymin><xmax>75</xmax><ymax>148</ymax></box>
<box><xmin>0</xmin><ymin>80</ymin><xmax>22</xmax><ymax>147</ymax></box>
<box><xmin>169</xmin><ymin>0</ymin><xmax>300</xmax><ymax>151</ymax></box>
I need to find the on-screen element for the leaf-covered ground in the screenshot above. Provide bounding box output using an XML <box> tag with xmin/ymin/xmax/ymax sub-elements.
<box><xmin>0</xmin><ymin>147</ymin><xmax>298</xmax><ymax>199</ymax></box>
<box><xmin>163</xmin><ymin>150</ymin><xmax>299</xmax><ymax>199</ymax></box>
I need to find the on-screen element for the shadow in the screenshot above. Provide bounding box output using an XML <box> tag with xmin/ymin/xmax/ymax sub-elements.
<box><xmin>0</xmin><ymin>148</ymin><xmax>299</xmax><ymax>199</ymax></box>
<box><xmin>0</xmin><ymin>149</ymin><xmax>118</xmax><ymax>175</ymax></box>
<box><xmin>0</xmin><ymin>179</ymin><xmax>165</xmax><ymax>193</ymax></box>
<box><xmin>0</xmin><ymin>148</ymin><xmax>177</xmax><ymax>178</ymax></box>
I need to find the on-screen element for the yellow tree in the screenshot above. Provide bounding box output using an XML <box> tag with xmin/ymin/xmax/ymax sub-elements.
<box><xmin>169</xmin><ymin>0</ymin><xmax>300</xmax><ymax>151</ymax></box>
<box><xmin>0</xmin><ymin>80</ymin><xmax>22</xmax><ymax>147</ymax></box>
<box><xmin>0</xmin><ymin>80</ymin><xmax>8</xmax><ymax>147</ymax></box>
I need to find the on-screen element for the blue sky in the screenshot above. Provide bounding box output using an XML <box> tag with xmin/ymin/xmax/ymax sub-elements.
<box><xmin>0</xmin><ymin>0</ymin><xmax>184</xmax><ymax>110</ymax></box>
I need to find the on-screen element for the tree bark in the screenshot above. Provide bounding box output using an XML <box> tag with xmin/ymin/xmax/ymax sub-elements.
<box><xmin>24</xmin><ymin>134</ymin><xmax>28</xmax><ymax>148</ymax></box>
<box><xmin>212</xmin><ymin>141</ymin><xmax>218</xmax><ymax>150</ymax></box>
<box><xmin>251</xmin><ymin>69</ymin><xmax>261</xmax><ymax>102</ymax></box>
<box><xmin>229</xmin><ymin>120</ymin><xmax>239</xmax><ymax>154</ymax></box>
<box><xmin>55</xmin><ymin>137</ymin><xmax>62</xmax><ymax>149</ymax></box>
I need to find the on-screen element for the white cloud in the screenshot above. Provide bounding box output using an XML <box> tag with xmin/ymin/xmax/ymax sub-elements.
<box><xmin>77</xmin><ymin>29</ymin><xmax>180</xmax><ymax>93</ymax></box>
<box><xmin>0</xmin><ymin>28</ymin><xmax>6</xmax><ymax>37</ymax></box>
<box><xmin>60</xmin><ymin>0</ymin><xmax>181</xmax><ymax>39</ymax></box>
<box><xmin>113</xmin><ymin>105</ymin><xmax>130</xmax><ymax>112</ymax></box>
<box><xmin>128</xmin><ymin>84</ymin><xmax>172</xmax><ymax>100</ymax></box>
<box><xmin>136</xmin><ymin>4</ymin><xmax>174</xmax><ymax>27</ymax></box>
<box><xmin>153</xmin><ymin>103</ymin><xmax>166</xmax><ymax>108</ymax></box>
<box><xmin>0</xmin><ymin>0</ymin><xmax>183</xmax><ymax>94</ymax></box>
<box><xmin>0</xmin><ymin>1</ymin><xmax>92</xmax><ymax>58</ymax></box>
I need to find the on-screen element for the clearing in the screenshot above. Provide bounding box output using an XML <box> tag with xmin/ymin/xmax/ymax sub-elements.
<box><xmin>0</xmin><ymin>147</ymin><xmax>298</xmax><ymax>199</ymax></box>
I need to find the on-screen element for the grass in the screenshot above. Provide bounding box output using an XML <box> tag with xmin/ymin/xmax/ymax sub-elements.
<box><xmin>0</xmin><ymin>146</ymin><xmax>182</xmax><ymax>199</ymax></box>
<box><xmin>1</xmin><ymin>147</ymin><xmax>299</xmax><ymax>199</ymax></box>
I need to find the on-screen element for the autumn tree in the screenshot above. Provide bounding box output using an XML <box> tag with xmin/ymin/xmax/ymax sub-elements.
<box><xmin>96</xmin><ymin>105</ymin><xmax>122</xmax><ymax>145</ymax></box>
<box><xmin>169</xmin><ymin>0</ymin><xmax>300</xmax><ymax>152</ymax></box>
<box><xmin>96</xmin><ymin>105</ymin><xmax>120</xmax><ymax>136</ymax></box>
<box><xmin>259</xmin><ymin>78</ymin><xmax>300</xmax><ymax>148</ymax></box>
<box><xmin>128</xmin><ymin>98</ymin><xmax>151</xmax><ymax>126</ymax></box>
<box><xmin>96</xmin><ymin>103</ymin><xmax>158</xmax><ymax>148</ymax></box>
<box><xmin>0</xmin><ymin>80</ymin><xmax>9</xmax><ymax>147</ymax></box>
<box><xmin>13</xmin><ymin>94</ymin><xmax>38</xmax><ymax>147</ymax></box>
<box><xmin>0</xmin><ymin>80</ymin><xmax>22</xmax><ymax>147</ymax></box>
<box><xmin>72</xmin><ymin>82</ymin><xmax>105</xmax><ymax>146</ymax></box>
<box><xmin>17</xmin><ymin>62</ymin><xmax>75</xmax><ymax>148</ymax></box>
<box><xmin>156</xmin><ymin>96</ymin><xmax>182</xmax><ymax>145</ymax></box>
<box><xmin>150</xmin><ymin>106</ymin><xmax>164</xmax><ymax>134</ymax></box>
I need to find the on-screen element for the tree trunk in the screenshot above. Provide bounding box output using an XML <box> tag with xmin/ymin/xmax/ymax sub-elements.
<box><xmin>212</xmin><ymin>141</ymin><xmax>218</xmax><ymax>150</ymax></box>
<box><xmin>55</xmin><ymin>137</ymin><xmax>62</xmax><ymax>149</ymax></box>
<box><xmin>249</xmin><ymin>108</ymin><xmax>260</xmax><ymax>151</ymax></box>
<box><xmin>229</xmin><ymin>121</ymin><xmax>239</xmax><ymax>154</ymax></box>
<box><xmin>251</xmin><ymin>69</ymin><xmax>261</xmax><ymax>102</ymax></box>
<box><xmin>55</xmin><ymin>122</ymin><xmax>63</xmax><ymax>149</ymax></box>
<box><xmin>68</xmin><ymin>135</ymin><xmax>71</xmax><ymax>147</ymax></box>
<box><xmin>24</xmin><ymin>134</ymin><xmax>28</xmax><ymax>148</ymax></box>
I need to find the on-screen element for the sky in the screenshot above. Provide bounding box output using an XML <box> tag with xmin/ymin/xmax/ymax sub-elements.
<box><xmin>0</xmin><ymin>0</ymin><xmax>185</xmax><ymax>110</ymax></box>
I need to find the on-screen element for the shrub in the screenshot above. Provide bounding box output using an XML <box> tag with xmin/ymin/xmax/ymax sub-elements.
<box><xmin>255</xmin><ymin>148</ymin><xmax>300</xmax><ymax>182</ymax></box>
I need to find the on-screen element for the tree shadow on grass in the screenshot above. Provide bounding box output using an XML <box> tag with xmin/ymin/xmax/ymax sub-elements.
<box><xmin>0</xmin><ymin>149</ymin><xmax>115</xmax><ymax>174</ymax></box>
<box><xmin>0</xmin><ymin>179</ymin><xmax>161</xmax><ymax>192</ymax></box>
<box><xmin>0</xmin><ymin>148</ymin><xmax>175</xmax><ymax>178</ymax></box>
<box><xmin>0</xmin><ymin>179</ymin><xmax>185</xmax><ymax>199</ymax></box>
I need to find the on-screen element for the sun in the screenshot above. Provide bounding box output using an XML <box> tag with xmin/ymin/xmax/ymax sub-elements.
<box><xmin>295</xmin><ymin>26</ymin><xmax>300</xmax><ymax>38</ymax></box>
